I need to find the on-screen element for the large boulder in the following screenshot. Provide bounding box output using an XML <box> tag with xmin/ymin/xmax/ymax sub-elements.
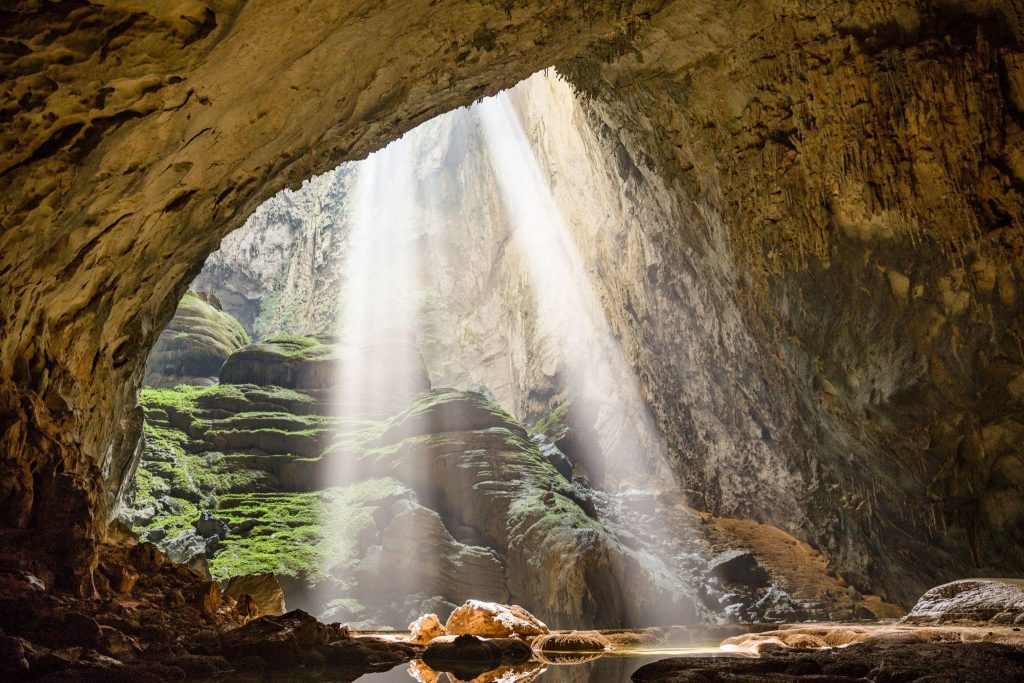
<box><xmin>445</xmin><ymin>600</ymin><xmax>548</xmax><ymax>638</ymax></box>
<box><xmin>905</xmin><ymin>579</ymin><xmax>1024</xmax><ymax>624</ymax></box>
<box><xmin>143</xmin><ymin>291</ymin><xmax>250</xmax><ymax>387</ymax></box>
<box><xmin>224</xmin><ymin>573</ymin><xmax>286</xmax><ymax>617</ymax></box>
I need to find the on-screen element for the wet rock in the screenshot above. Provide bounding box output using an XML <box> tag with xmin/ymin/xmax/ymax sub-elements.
<box><xmin>445</xmin><ymin>600</ymin><xmax>549</xmax><ymax>638</ymax></box>
<box><xmin>906</xmin><ymin>579</ymin><xmax>1024</xmax><ymax>624</ymax></box>
<box><xmin>409</xmin><ymin>613</ymin><xmax>447</xmax><ymax>644</ymax></box>
<box><xmin>708</xmin><ymin>549</ymin><xmax>770</xmax><ymax>588</ymax></box>
<box><xmin>531</xmin><ymin>631</ymin><xmax>609</xmax><ymax>653</ymax></box>
<box><xmin>618</xmin><ymin>489</ymin><xmax>657</xmax><ymax>516</ymax></box>
<box><xmin>422</xmin><ymin>634</ymin><xmax>533</xmax><ymax>680</ymax></box>
<box><xmin>223</xmin><ymin>573</ymin><xmax>286</xmax><ymax>617</ymax></box>
<box><xmin>323</xmin><ymin>636</ymin><xmax>422</xmax><ymax>671</ymax></box>
<box><xmin>633</xmin><ymin>641</ymin><xmax>1024</xmax><ymax>682</ymax></box>
<box><xmin>219</xmin><ymin>610</ymin><xmax>347</xmax><ymax>665</ymax></box>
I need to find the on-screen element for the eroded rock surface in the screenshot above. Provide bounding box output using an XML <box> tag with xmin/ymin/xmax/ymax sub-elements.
<box><xmin>1</xmin><ymin>0</ymin><xmax>1022</xmax><ymax>620</ymax></box>
<box><xmin>905</xmin><ymin>579</ymin><xmax>1024</xmax><ymax>624</ymax></box>
<box><xmin>143</xmin><ymin>291</ymin><xmax>250</xmax><ymax>388</ymax></box>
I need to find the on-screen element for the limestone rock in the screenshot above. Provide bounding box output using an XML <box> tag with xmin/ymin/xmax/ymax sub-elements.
<box><xmin>708</xmin><ymin>549</ymin><xmax>770</xmax><ymax>588</ymax></box>
<box><xmin>905</xmin><ymin>579</ymin><xmax>1024</xmax><ymax>624</ymax></box>
<box><xmin>194</xmin><ymin>512</ymin><xmax>229</xmax><ymax>540</ymax></box>
<box><xmin>408</xmin><ymin>613</ymin><xmax>446</xmax><ymax>644</ymax></box>
<box><xmin>445</xmin><ymin>601</ymin><xmax>548</xmax><ymax>639</ymax></box>
<box><xmin>143</xmin><ymin>292</ymin><xmax>250</xmax><ymax>388</ymax></box>
<box><xmin>224</xmin><ymin>573</ymin><xmax>286</xmax><ymax>618</ymax></box>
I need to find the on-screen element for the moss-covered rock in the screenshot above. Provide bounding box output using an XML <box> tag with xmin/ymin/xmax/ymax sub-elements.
<box><xmin>143</xmin><ymin>291</ymin><xmax>250</xmax><ymax>388</ymax></box>
<box><xmin>131</xmin><ymin>384</ymin><xmax>701</xmax><ymax>628</ymax></box>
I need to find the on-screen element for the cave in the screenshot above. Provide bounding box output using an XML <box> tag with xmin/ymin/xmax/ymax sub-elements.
<box><xmin>2</xmin><ymin>1</ymin><xmax>1024</xmax><ymax>681</ymax></box>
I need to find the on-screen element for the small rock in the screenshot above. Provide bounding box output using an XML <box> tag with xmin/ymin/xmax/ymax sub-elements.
<box><xmin>98</xmin><ymin>625</ymin><xmax>135</xmax><ymax>657</ymax></box>
<box><xmin>408</xmin><ymin>613</ymin><xmax>446</xmax><ymax>644</ymax></box>
<box><xmin>232</xmin><ymin>519</ymin><xmax>259</xmax><ymax>537</ymax></box>
<box><xmin>445</xmin><ymin>600</ymin><xmax>549</xmax><ymax>638</ymax></box>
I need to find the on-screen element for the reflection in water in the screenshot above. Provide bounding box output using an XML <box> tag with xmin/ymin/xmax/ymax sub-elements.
<box><xmin>358</xmin><ymin>645</ymin><xmax>737</xmax><ymax>683</ymax></box>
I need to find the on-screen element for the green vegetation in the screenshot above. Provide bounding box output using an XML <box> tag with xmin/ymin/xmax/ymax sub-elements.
<box><xmin>208</xmin><ymin>479</ymin><xmax>410</xmax><ymax>582</ymax></box>
<box><xmin>531</xmin><ymin>400</ymin><xmax>571</xmax><ymax>442</ymax></box>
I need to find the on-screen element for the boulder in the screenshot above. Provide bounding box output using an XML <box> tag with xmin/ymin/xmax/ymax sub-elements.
<box><xmin>194</xmin><ymin>512</ymin><xmax>229</xmax><ymax>540</ymax></box>
<box><xmin>224</xmin><ymin>573</ymin><xmax>286</xmax><ymax>617</ymax></box>
<box><xmin>162</xmin><ymin>530</ymin><xmax>211</xmax><ymax>579</ymax></box>
<box><xmin>905</xmin><ymin>579</ymin><xmax>1024</xmax><ymax>624</ymax></box>
<box><xmin>708</xmin><ymin>549</ymin><xmax>770</xmax><ymax>588</ymax></box>
<box><xmin>445</xmin><ymin>600</ymin><xmax>548</xmax><ymax>638</ymax></box>
<box><xmin>408</xmin><ymin>613</ymin><xmax>446</xmax><ymax>644</ymax></box>
<box><xmin>219</xmin><ymin>610</ymin><xmax>351</xmax><ymax>666</ymax></box>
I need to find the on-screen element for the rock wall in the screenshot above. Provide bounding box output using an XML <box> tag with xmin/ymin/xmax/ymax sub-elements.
<box><xmin>2</xmin><ymin>0</ymin><xmax>1022</xmax><ymax>607</ymax></box>
<box><xmin>570</xmin><ymin>0</ymin><xmax>1024</xmax><ymax>604</ymax></box>
<box><xmin>0</xmin><ymin>0</ymin><xmax>660</xmax><ymax>592</ymax></box>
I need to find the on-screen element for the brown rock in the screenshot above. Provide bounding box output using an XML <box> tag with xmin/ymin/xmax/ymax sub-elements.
<box><xmin>195</xmin><ymin>581</ymin><xmax>222</xmax><ymax>617</ymax></box>
<box><xmin>446</xmin><ymin>601</ymin><xmax>549</xmax><ymax>638</ymax></box>
<box><xmin>531</xmin><ymin>631</ymin><xmax>609</xmax><ymax>653</ymax></box>
<box><xmin>408</xmin><ymin>613</ymin><xmax>447</xmax><ymax>644</ymax></box>
<box><xmin>223</xmin><ymin>573</ymin><xmax>286</xmax><ymax>617</ymax></box>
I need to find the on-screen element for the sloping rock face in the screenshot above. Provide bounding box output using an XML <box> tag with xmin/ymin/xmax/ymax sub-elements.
<box><xmin>905</xmin><ymin>579</ymin><xmax>1024</xmax><ymax>624</ymax></box>
<box><xmin>2</xmin><ymin>0</ymin><xmax>1023</xmax><ymax>610</ymax></box>
<box><xmin>143</xmin><ymin>291</ymin><xmax>249</xmax><ymax>387</ymax></box>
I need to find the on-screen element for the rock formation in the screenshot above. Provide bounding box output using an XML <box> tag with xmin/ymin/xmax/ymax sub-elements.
<box><xmin>1</xmin><ymin>0</ymin><xmax>1023</xmax><ymax>639</ymax></box>
<box><xmin>143</xmin><ymin>291</ymin><xmax>249</xmax><ymax>388</ymax></box>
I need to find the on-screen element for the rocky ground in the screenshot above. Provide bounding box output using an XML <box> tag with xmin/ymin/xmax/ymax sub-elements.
<box><xmin>1</xmin><ymin>547</ymin><xmax>1022</xmax><ymax>683</ymax></box>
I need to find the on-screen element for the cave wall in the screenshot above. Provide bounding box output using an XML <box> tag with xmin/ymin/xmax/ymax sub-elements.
<box><xmin>567</xmin><ymin>0</ymin><xmax>1024</xmax><ymax>604</ymax></box>
<box><xmin>0</xmin><ymin>0</ymin><xmax>663</xmax><ymax>591</ymax></box>
<box><xmin>2</xmin><ymin>0</ymin><xmax>1023</xmax><ymax>606</ymax></box>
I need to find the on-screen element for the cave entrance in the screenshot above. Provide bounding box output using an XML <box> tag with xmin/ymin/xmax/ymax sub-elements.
<box><xmin>126</xmin><ymin>70</ymin><xmax>708</xmax><ymax>630</ymax></box>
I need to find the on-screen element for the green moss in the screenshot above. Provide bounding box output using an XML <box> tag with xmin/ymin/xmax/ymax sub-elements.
<box><xmin>207</xmin><ymin>479</ymin><xmax>409</xmax><ymax>582</ymax></box>
<box><xmin>531</xmin><ymin>401</ymin><xmax>571</xmax><ymax>442</ymax></box>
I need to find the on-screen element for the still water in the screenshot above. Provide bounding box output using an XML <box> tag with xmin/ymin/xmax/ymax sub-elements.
<box><xmin>356</xmin><ymin>643</ymin><xmax>741</xmax><ymax>682</ymax></box>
